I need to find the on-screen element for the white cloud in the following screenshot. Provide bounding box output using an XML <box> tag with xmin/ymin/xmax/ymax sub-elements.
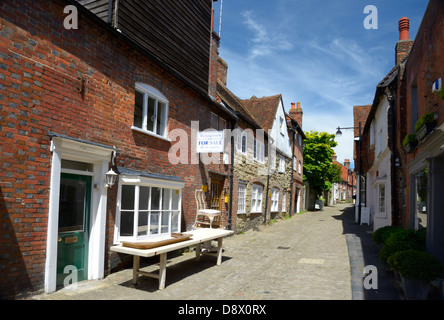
<box><xmin>241</xmin><ymin>10</ymin><xmax>293</xmax><ymax>60</ymax></box>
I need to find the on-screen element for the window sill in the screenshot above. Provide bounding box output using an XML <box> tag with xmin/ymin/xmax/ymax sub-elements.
<box><xmin>131</xmin><ymin>126</ymin><xmax>172</xmax><ymax>142</ymax></box>
<box><xmin>237</xmin><ymin>211</ymin><xmax>247</xmax><ymax>215</ymax></box>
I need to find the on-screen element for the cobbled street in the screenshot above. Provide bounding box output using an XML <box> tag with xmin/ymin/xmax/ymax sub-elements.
<box><xmin>30</xmin><ymin>204</ymin><xmax>400</xmax><ymax>300</ymax></box>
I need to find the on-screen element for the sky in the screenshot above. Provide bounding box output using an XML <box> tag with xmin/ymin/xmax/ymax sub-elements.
<box><xmin>212</xmin><ymin>0</ymin><xmax>429</xmax><ymax>168</ymax></box>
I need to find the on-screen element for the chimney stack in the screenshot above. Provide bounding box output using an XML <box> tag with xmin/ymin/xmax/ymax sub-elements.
<box><xmin>395</xmin><ymin>17</ymin><xmax>413</xmax><ymax>65</ymax></box>
<box><xmin>289</xmin><ymin>102</ymin><xmax>303</xmax><ymax>128</ymax></box>
<box><xmin>344</xmin><ymin>159</ymin><xmax>350</xmax><ymax>169</ymax></box>
<box><xmin>398</xmin><ymin>17</ymin><xmax>409</xmax><ymax>40</ymax></box>
<box><xmin>332</xmin><ymin>153</ymin><xmax>337</xmax><ymax>162</ymax></box>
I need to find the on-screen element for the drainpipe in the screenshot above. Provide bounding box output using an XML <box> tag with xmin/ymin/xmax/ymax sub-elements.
<box><xmin>264</xmin><ymin>137</ymin><xmax>274</xmax><ymax>225</ymax></box>
<box><xmin>387</xmin><ymin>90</ymin><xmax>398</xmax><ymax>226</ymax></box>
<box><xmin>228</xmin><ymin>117</ymin><xmax>237</xmax><ymax>230</ymax></box>
<box><xmin>288</xmin><ymin>127</ymin><xmax>296</xmax><ymax>216</ymax></box>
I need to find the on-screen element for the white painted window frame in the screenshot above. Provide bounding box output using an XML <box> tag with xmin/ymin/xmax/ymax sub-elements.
<box><xmin>114</xmin><ymin>175</ymin><xmax>185</xmax><ymax>244</ymax></box>
<box><xmin>251</xmin><ymin>184</ymin><xmax>264</xmax><ymax>213</ymax></box>
<box><xmin>271</xmin><ymin>188</ymin><xmax>279</xmax><ymax>212</ymax></box>
<box><xmin>132</xmin><ymin>83</ymin><xmax>170</xmax><ymax>140</ymax></box>
<box><xmin>237</xmin><ymin>183</ymin><xmax>247</xmax><ymax>214</ymax></box>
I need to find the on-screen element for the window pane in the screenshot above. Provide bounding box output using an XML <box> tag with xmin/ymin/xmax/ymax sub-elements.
<box><xmin>120</xmin><ymin>211</ymin><xmax>134</xmax><ymax>237</ymax></box>
<box><xmin>150</xmin><ymin>212</ymin><xmax>159</xmax><ymax>235</ymax></box>
<box><xmin>151</xmin><ymin>187</ymin><xmax>161</xmax><ymax>210</ymax></box>
<box><xmin>147</xmin><ymin>96</ymin><xmax>156</xmax><ymax>132</ymax></box>
<box><xmin>134</xmin><ymin>90</ymin><xmax>144</xmax><ymax>129</ymax></box>
<box><xmin>121</xmin><ymin>185</ymin><xmax>135</xmax><ymax>210</ymax></box>
<box><xmin>139</xmin><ymin>186</ymin><xmax>150</xmax><ymax>211</ymax></box>
<box><xmin>171</xmin><ymin>212</ymin><xmax>180</xmax><ymax>233</ymax></box>
<box><xmin>161</xmin><ymin>212</ymin><xmax>170</xmax><ymax>234</ymax></box>
<box><xmin>157</xmin><ymin>101</ymin><xmax>165</xmax><ymax>136</ymax></box>
<box><xmin>172</xmin><ymin>190</ymin><xmax>180</xmax><ymax>210</ymax></box>
<box><xmin>219</xmin><ymin>118</ymin><xmax>226</xmax><ymax>130</ymax></box>
<box><xmin>242</xmin><ymin>134</ymin><xmax>247</xmax><ymax>153</ymax></box>
<box><xmin>211</xmin><ymin>113</ymin><xmax>219</xmax><ymax>130</ymax></box>
<box><xmin>162</xmin><ymin>189</ymin><xmax>171</xmax><ymax>210</ymax></box>
<box><xmin>138</xmin><ymin>212</ymin><xmax>148</xmax><ymax>236</ymax></box>
<box><xmin>58</xmin><ymin>178</ymin><xmax>87</xmax><ymax>233</ymax></box>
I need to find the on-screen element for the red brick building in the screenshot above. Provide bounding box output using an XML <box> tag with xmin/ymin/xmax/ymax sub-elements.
<box><xmin>0</xmin><ymin>0</ymin><xmax>236</xmax><ymax>298</ymax></box>
<box><xmin>357</xmin><ymin>0</ymin><xmax>444</xmax><ymax>263</ymax></box>
<box><xmin>398</xmin><ymin>0</ymin><xmax>444</xmax><ymax>263</ymax></box>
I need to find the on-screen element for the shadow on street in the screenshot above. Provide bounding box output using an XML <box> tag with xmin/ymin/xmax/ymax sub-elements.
<box><xmin>332</xmin><ymin>204</ymin><xmax>402</xmax><ymax>300</ymax></box>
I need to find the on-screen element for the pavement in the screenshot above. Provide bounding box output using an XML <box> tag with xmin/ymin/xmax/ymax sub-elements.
<box><xmin>30</xmin><ymin>203</ymin><xmax>401</xmax><ymax>300</ymax></box>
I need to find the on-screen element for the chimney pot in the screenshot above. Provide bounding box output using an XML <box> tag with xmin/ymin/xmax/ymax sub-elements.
<box><xmin>398</xmin><ymin>17</ymin><xmax>410</xmax><ymax>40</ymax></box>
<box><xmin>291</xmin><ymin>102</ymin><xmax>296</xmax><ymax>109</ymax></box>
<box><xmin>297</xmin><ymin>102</ymin><xmax>301</xmax><ymax>109</ymax></box>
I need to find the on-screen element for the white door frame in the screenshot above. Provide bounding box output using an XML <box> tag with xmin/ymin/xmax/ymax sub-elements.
<box><xmin>45</xmin><ymin>136</ymin><xmax>115</xmax><ymax>293</ymax></box>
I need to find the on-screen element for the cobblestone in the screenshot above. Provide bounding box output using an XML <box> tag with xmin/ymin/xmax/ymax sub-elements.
<box><xmin>30</xmin><ymin>204</ymin><xmax>400</xmax><ymax>300</ymax></box>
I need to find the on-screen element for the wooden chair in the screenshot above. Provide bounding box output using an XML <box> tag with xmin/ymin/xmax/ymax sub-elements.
<box><xmin>194</xmin><ymin>189</ymin><xmax>221</xmax><ymax>229</ymax></box>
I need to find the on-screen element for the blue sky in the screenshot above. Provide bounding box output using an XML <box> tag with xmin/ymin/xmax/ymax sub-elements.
<box><xmin>212</xmin><ymin>0</ymin><xmax>428</xmax><ymax>167</ymax></box>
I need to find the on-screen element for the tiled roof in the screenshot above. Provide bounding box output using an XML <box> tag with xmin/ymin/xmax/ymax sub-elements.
<box><xmin>241</xmin><ymin>94</ymin><xmax>283</xmax><ymax>132</ymax></box>
<box><xmin>216</xmin><ymin>80</ymin><xmax>263</xmax><ymax>129</ymax></box>
<box><xmin>353</xmin><ymin>105</ymin><xmax>372</xmax><ymax>137</ymax></box>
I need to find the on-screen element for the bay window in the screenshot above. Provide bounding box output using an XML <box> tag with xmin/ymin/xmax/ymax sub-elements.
<box><xmin>116</xmin><ymin>172</ymin><xmax>184</xmax><ymax>242</ymax></box>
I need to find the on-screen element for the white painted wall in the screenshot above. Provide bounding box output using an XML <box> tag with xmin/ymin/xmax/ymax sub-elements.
<box><xmin>366</xmin><ymin>96</ymin><xmax>392</xmax><ymax>231</ymax></box>
<box><xmin>270</xmin><ymin>100</ymin><xmax>292</xmax><ymax>158</ymax></box>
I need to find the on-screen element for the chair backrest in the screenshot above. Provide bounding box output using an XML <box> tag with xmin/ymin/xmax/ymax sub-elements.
<box><xmin>195</xmin><ymin>189</ymin><xmax>207</xmax><ymax>210</ymax></box>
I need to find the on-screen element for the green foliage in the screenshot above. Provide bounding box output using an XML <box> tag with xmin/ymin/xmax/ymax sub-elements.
<box><xmin>402</xmin><ymin>133</ymin><xmax>417</xmax><ymax>147</ymax></box>
<box><xmin>372</xmin><ymin>226</ymin><xmax>402</xmax><ymax>245</ymax></box>
<box><xmin>414</xmin><ymin>113</ymin><xmax>435</xmax><ymax>132</ymax></box>
<box><xmin>378</xmin><ymin>229</ymin><xmax>425</xmax><ymax>265</ymax></box>
<box><xmin>388</xmin><ymin>250</ymin><xmax>443</xmax><ymax>281</ymax></box>
<box><xmin>436</xmin><ymin>86</ymin><xmax>444</xmax><ymax>100</ymax></box>
<box><xmin>303</xmin><ymin>131</ymin><xmax>338</xmax><ymax>197</ymax></box>
<box><xmin>329</xmin><ymin>163</ymin><xmax>343</xmax><ymax>184</ymax></box>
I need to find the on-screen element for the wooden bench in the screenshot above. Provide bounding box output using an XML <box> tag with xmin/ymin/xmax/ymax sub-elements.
<box><xmin>110</xmin><ymin>228</ymin><xmax>234</xmax><ymax>290</ymax></box>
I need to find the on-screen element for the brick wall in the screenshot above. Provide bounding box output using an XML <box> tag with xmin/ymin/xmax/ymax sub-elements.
<box><xmin>0</xmin><ymin>0</ymin><xmax>231</xmax><ymax>298</ymax></box>
<box><xmin>395</xmin><ymin>0</ymin><xmax>444</xmax><ymax>228</ymax></box>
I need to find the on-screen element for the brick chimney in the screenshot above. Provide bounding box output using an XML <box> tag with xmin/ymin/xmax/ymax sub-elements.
<box><xmin>217</xmin><ymin>56</ymin><xmax>228</xmax><ymax>86</ymax></box>
<box><xmin>395</xmin><ymin>17</ymin><xmax>413</xmax><ymax>65</ymax></box>
<box><xmin>209</xmin><ymin>9</ymin><xmax>221</xmax><ymax>98</ymax></box>
<box><xmin>344</xmin><ymin>159</ymin><xmax>350</xmax><ymax>169</ymax></box>
<box><xmin>332</xmin><ymin>153</ymin><xmax>337</xmax><ymax>162</ymax></box>
<box><xmin>289</xmin><ymin>102</ymin><xmax>303</xmax><ymax>128</ymax></box>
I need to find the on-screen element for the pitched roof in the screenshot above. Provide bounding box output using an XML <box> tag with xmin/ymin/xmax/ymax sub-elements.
<box><xmin>353</xmin><ymin>105</ymin><xmax>372</xmax><ymax>137</ymax></box>
<box><xmin>285</xmin><ymin>113</ymin><xmax>305</xmax><ymax>138</ymax></box>
<box><xmin>216</xmin><ymin>80</ymin><xmax>263</xmax><ymax>129</ymax></box>
<box><xmin>241</xmin><ymin>94</ymin><xmax>283</xmax><ymax>132</ymax></box>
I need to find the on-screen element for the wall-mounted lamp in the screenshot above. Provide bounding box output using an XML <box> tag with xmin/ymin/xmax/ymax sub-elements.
<box><xmin>105</xmin><ymin>168</ymin><xmax>118</xmax><ymax>188</ymax></box>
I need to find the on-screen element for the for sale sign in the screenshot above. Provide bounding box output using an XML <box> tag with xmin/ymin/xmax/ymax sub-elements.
<box><xmin>196</xmin><ymin>131</ymin><xmax>224</xmax><ymax>153</ymax></box>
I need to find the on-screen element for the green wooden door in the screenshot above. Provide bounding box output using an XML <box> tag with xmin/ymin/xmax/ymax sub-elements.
<box><xmin>56</xmin><ymin>173</ymin><xmax>91</xmax><ymax>287</ymax></box>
